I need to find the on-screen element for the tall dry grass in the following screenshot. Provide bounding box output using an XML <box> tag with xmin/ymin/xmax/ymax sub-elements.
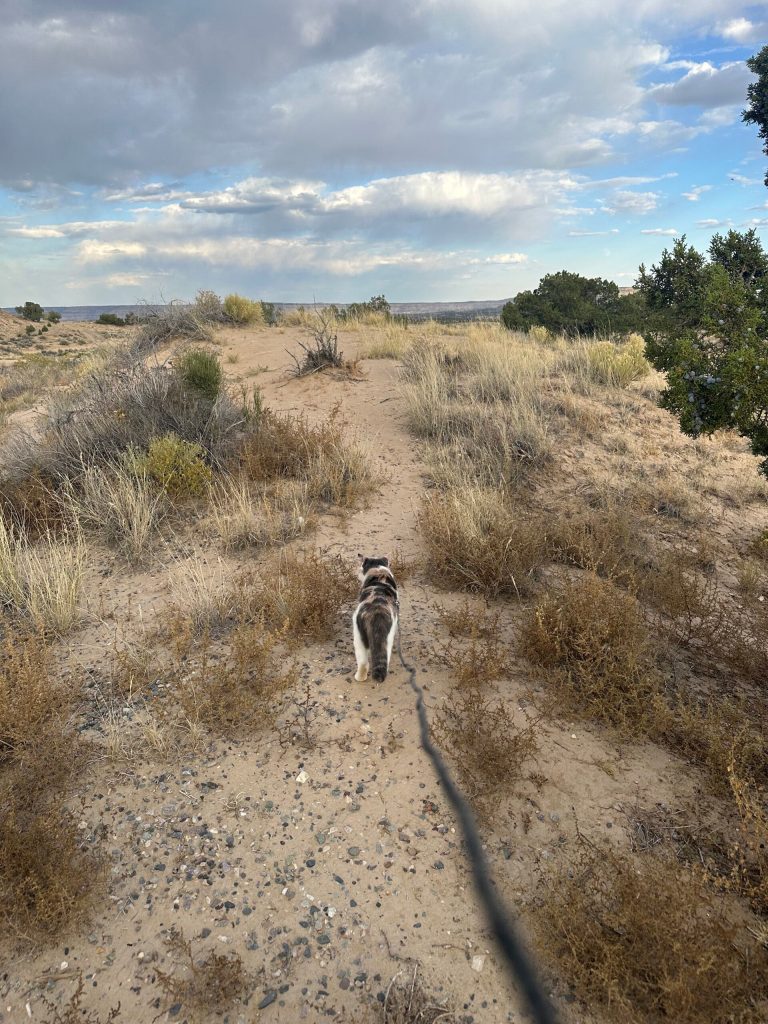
<box><xmin>0</xmin><ymin>519</ymin><xmax>84</xmax><ymax>633</ymax></box>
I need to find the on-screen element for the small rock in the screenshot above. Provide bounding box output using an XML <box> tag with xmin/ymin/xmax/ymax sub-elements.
<box><xmin>295</xmin><ymin>771</ymin><xmax>309</xmax><ymax>784</ymax></box>
<box><xmin>471</xmin><ymin>956</ymin><xmax>485</xmax><ymax>973</ymax></box>
<box><xmin>258</xmin><ymin>990</ymin><xmax>277</xmax><ymax>1009</ymax></box>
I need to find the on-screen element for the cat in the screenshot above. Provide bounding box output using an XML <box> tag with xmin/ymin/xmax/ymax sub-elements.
<box><xmin>353</xmin><ymin>554</ymin><xmax>399</xmax><ymax>683</ymax></box>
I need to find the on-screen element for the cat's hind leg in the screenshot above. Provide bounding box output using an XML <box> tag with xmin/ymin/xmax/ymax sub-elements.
<box><xmin>353</xmin><ymin>612</ymin><xmax>369</xmax><ymax>681</ymax></box>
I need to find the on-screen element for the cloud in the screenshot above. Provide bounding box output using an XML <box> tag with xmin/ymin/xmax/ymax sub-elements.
<box><xmin>569</xmin><ymin>229</ymin><xmax>621</xmax><ymax>236</ymax></box>
<box><xmin>640</xmin><ymin>227</ymin><xmax>678</xmax><ymax>235</ymax></box>
<box><xmin>682</xmin><ymin>185</ymin><xmax>712</xmax><ymax>201</ymax></box>
<box><xmin>697</xmin><ymin>218</ymin><xmax>732</xmax><ymax>227</ymax></box>
<box><xmin>719</xmin><ymin>17</ymin><xmax>767</xmax><ymax>43</ymax></box>
<box><xmin>649</xmin><ymin>61</ymin><xmax>752</xmax><ymax>108</ymax></box>
<box><xmin>728</xmin><ymin>172</ymin><xmax>762</xmax><ymax>186</ymax></box>
<box><xmin>602</xmin><ymin>190</ymin><xmax>660</xmax><ymax>214</ymax></box>
<box><xmin>0</xmin><ymin>0</ymin><xmax>743</xmax><ymax>190</ymax></box>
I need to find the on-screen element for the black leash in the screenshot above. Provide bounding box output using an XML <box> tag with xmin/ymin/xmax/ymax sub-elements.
<box><xmin>396</xmin><ymin>630</ymin><xmax>559</xmax><ymax>1024</ymax></box>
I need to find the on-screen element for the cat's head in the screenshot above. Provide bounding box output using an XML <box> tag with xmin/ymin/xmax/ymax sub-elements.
<box><xmin>358</xmin><ymin>554</ymin><xmax>390</xmax><ymax>581</ymax></box>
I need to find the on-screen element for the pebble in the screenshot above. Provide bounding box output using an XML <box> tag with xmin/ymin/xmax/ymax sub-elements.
<box><xmin>471</xmin><ymin>956</ymin><xmax>485</xmax><ymax>973</ymax></box>
<box><xmin>295</xmin><ymin>771</ymin><xmax>309</xmax><ymax>784</ymax></box>
<box><xmin>258</xmin><ymin>991</ymin><xmax>277</xmax><ymax>1009</ymax></box>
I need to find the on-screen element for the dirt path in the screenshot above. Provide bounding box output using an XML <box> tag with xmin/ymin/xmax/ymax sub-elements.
<box><xmin>2</xmin><ymin>328</ymin><xmax>701</xmax><ymax>1024</ymax></box>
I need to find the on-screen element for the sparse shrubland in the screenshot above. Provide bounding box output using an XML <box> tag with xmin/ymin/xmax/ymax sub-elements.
<box><xmin>531</xmin><ymin>840</ymin><xmax>768</xmax><ymax>1024</ymax></box>
<box><xmin>0</xmin><ymin>518</ymin><xmax>84</xmax><ymax>633</ymax></box>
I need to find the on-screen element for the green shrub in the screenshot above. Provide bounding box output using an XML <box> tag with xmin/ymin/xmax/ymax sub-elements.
<box><xmin>96</xmin><ymin>313</ymin><xmax>126</xmax><ymax>326</ymax></box>
<box><xmin>15</xmin><ymin>302</ymin><xmax>43</xmax><ymax>322</ymax></box>
<box><xmin>133</xmin><ymin>434</ymin><xmax>212</xmax><ymax>498</ymax></box>
<box><xmin>24</xmin><ymin>325</ymin><xmax>35</xmax><ymax>337</ymax></box>
<box><xmin>44</xmin><ymin>311</ymin><xmax>61</xmax><ymax>324</ymax></box>
<box><xmin>176</xmin><ymin>348</ymin><xmax>223</xmax><ymax>402</ymax></box>
<box><xmin>586</xmin><ymin>334</ymin><xmax>651</xmax><ymax>387</ymax></box>
<box><xmin>222</xmin><ymin>294</ymin><xmax>264</xmax><ymax>325</ymax></box>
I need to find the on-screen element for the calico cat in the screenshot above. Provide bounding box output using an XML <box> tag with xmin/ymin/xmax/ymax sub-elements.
<box><xmin>353</xmin><ymin>555</ymin><xmax>399</xmax><ymax>683</ymax></box>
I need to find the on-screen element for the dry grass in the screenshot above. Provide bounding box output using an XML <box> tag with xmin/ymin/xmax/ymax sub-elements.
<box><xmin>209</xmin><ymin>476</ymin><xmax>311</xmax><ymax>550</ymax></box>
<box><xmin>167</xmin><ymin>553</ymin><xmax>233</xmax><ymax>636</ymax></box>
<box><xmin>0</xmin><ymin>518</ymin><xmax>84</xmax><ymax>633</ymax></box>
<box><xmin>237</xmin><ymin>407</ymin><xmax>374</xmax><ymax>508</ymax></box>
<box><xmin>434</xmin><ymin>689</ymin><xmax>539</xmax><ymax>815</ymax></box>
<box><xmin>531</xmin><ymin>841</ymin><xmax>768</xmax><ymax>1024</ymax></box>
<box><xmin>376</xmin><ymin>963</ymin><xmax>457</xmax><ymax>1023</ymax></box>
<box><xmin>418</xmin><ymin>487</ymin><xmax>547</xmax><ymax>597</ymax></box>
<box><xmin>548</xmin><ymin>502</ymin><xmax>651</xmax><ymax>587</ymax></box>
<box><xmin>520</xmin><ymin>574</ymin><xmax>660</xmax><ymax>731</ymax></box>
<box><xmin>61</xmin><ymin>462</ymin><xmax>166</xmax><ymax>563</ymax></box>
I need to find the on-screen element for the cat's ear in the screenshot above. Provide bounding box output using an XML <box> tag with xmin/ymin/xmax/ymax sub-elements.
<box><xmin>381</xmin><ymin>556</ymin><xmax>390</xmax><ymax>567</ymax></box>
<box><xmin>357</xmin><ymin>552</ymin><xmax>364</xmax><ymax>561</ymax></box>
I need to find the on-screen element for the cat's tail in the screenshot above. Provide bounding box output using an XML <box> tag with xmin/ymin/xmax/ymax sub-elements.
<box><xmin>370</xmin><ymin>613</ymin><xmax>392</xmax><ymax>683</ymax></box>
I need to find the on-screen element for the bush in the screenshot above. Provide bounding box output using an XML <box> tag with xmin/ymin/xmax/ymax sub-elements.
<box><xmin>133</xmin><ymin>434</ymin><xmax>212</xmax><ymax>498</ymax></box>
<box><xmin>520</xmin><ymin>574</ymin><xmax>660</xmax><ymax>730</ymax></box>
<box><xmin>45</xmin><ymin>311</ymin><xmax>61</xmax><ymax>324</ymax></box>
<box><xmin>532</xmin><ymin>843</ymin><xmax>768</xmax><ymax>1024</ymax></box>
<box><xmin>222</xmin><ymin>293</ymin><xmax>264</xmax><ymax>325</ymax></box>
<box><xmin>175</xmin><ymin>347</ymin><xmax>223</xmax><ymax>402</ymax></box>
<box><xmin>96</xmin><ymin>312</ymin><xmax>125</xmax><ymax>326</ymax></box>
<box><xmin>15</xmin><ymin>301</ymin><xmax>43</xmax><ymax>322</ymax></box>
<box><xmin>585</xmin><ymin>334</ymin><xmax>651</xmax><ymax>387</ymax></box>
<box><xmin>418</xmin><ymin>487</ymin><xmax>546</xmax><ymax>597</ymax></box>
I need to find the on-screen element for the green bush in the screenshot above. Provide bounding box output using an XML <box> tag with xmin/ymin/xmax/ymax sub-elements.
<box><xmin>586</xmin><ymin>334</ymin><xmax>651</xmax><ymax>387</ymax></box>
<box><xmin>176</xmin><ymin>348</ymin><xmax>223</xmax><ymax>402</ymax></box>
<box><xmin>222</xmin><ymin>294</ymin><xmax>264</xmax><ymax>325</ymax></box>
<box><xmin>133</xmin><ymin>434</ymin><xmax>212</xmax><ymax>498</ymax></box>
<box><xmin>15</xmin><ymin>302</ymin><xmax>44</xmax><ymax>322</ymax></box>
<box><xmin>96</xmin><ymin>313</ymin><xmax>126</xmax><ymax>326</ymax></box>
<box><xmin>44</xmin><ymin>311</ymin><xmax>61</xmax><ymax>324</ymax></box>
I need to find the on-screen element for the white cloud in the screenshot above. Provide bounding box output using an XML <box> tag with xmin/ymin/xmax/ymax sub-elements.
<box><xmin>602</xmin><ymin>190</ymin><xmax>660</xmax><ymax>214</ymax></box>
<box><xmin>728</xmin><ymin>172</ymin><xmax>762</xmax><ymax>186</ymax></box>
<box><xmin>682</xmin><ymin>185</ymin><xmax>712</xmax><ymax>201</ymax></box>
<box><xmin>569</xmin><ymin>229</ymin><xmax>621</xmax><ymax>236</ymax></box>
<box><xmin>697</xmin><ymin>218</ymin><xmax>732</xmax><ymax>227</ymax></box>
<box><xmin>641</xmin><ymin>227</ymin><xmax>678</xmax><ymax>235</ymax></box>
<box><xmin>719</xmin><ymin>17</ymin><xmax>767</xmax><ymax>43</ymax></box>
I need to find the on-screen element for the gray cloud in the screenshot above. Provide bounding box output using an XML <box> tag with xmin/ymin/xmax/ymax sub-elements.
<box><xmin>649</xmin><ymin>61</ymin><xmax>752</xmax><ymax>107</ymax></box>
<box><xmin>0</xmin><ymin>0</ymin><xmax>745</xmax><ymax>190</ymax></box>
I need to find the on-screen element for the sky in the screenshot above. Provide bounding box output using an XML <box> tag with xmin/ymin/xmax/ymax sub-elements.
<box><xmin>1</xmin><ymin>1</ymin><xmax>767</xmax><ymax>306</ymax></box>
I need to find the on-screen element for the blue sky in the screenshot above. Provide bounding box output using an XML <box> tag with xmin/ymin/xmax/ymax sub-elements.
<box><xmin>0</xmin><ymin>1</ymin><xmax>767</xmax><ymax>305</ymax></box>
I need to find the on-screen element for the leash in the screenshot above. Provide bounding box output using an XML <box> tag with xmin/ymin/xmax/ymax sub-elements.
<box><xmin>395</xmin><ymin>629</ymin><xmax>559</xmax><ymax>1024</ymax></box>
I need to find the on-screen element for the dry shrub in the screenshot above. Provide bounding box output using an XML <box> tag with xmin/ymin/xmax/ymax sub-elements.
<box><xmin>288</xmin><ymin>317</ymin><xmax>344</xmax><ymax>375</ymax></box>
<box><xmin>418</xmin><ymin>487</ymin><xmax>546</xmax><ymax>597</ymax></box>
<box><xmin>360</xmin><ymin>321</ymin><xmax>412</xmax><ymax>359</ymax></box>
<box><xmin>2</xmin><ymin>359</ymin><xmax>244</xmax><ymax>486</ymax></box>
<box><xmin>176</xmin><ymin>624</ymin><xmax>297</xmax><ymax>738</ymax></box>
<box><xmin>438</xmin><ymin>609</ymin><xmax>512</xmax><ymax>688</ymax></box>
<box><xmin>156</xmin><ymin>927</ymin><xmax>251</xmax><ymax>1016</ymax></box>
<box><xmin>238</xmin><ymin>408</ymin><xmax>373</xmax><ymax>508</ymax></box>
<box><xmin>378</xmin><ymin>964</ymin><xmax>456</xmax><ymax>1023</ymax></box>
<box><xmin>531</xmin><ymin>843</ymin><xmax>768</xmax><ymax>1024</ymax></box>
<box><xmin>438</xmin><ymin>600</ymin><xmax>500</xmax><ymax>639</ymax></box>
<box><xmin>642</xmin><ymin>552</ymin><xmax>768</xmax><ymax>685</ymax></box>
<box><xmin>0</xmin><ymin>470</ymin><xmax>68</xmax><ymax>537</ymax></box>
<box><xmin>0</xmin><ymin>627</ymin><xmax>100</xmax><ymax>942</ymax></box>
<box><xmin>210</xmin><ymin>476</ymin><xmax>311</xmax><ymax>550</ymax></box>
<box><xmin>728</xmin><ymin>760</ymin><xmax>768</xmax><ymax>915</ymax></box>
<box><xmin>650</xmin><ymin>696</ymin><xmax>768</xmax><ymax>793</ymax></box>
<box><xmin>548</xmin><ymin>503</ymin><xmax>650</xmax><ymax>586</ymax></box>
<box><xmin>253</xmin><ymin>549</ymin><xmax>356</xmax><ymax>642</ymax></box>
<box><xmin>41</xmin><ymin>976</ymin><xmax>120</xmax><ymax>1024</ymax></box>
<box><xmin>434</xmin><ymin>690</ymin><xmax>538</xmax><ymax>814</ymax></box>
<box><xmin>0</xmin><ymin>518</ymin><xmax>84</xmax><ymax>633</ymax></box>
<box><xmin>0</xmin><ymin>797</ymin><xmax>101</xmax><ymax>943</ymax></box>
<box><xmin>520</xmin><ymin>574</ymin><xmax>660</xmax><ymax>730</ymax></box>
<box><xmin>134</xmin><ymin>300</ymin><xmax>213</xmax><ymax>350</ymax></box>
<box><xmin>167</xmin><ymin>554</ymin><xmax>233</xmax><ymax>637</ymax></box>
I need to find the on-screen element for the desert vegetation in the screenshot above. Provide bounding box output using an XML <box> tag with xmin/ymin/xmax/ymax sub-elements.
<box><xmin>1</xmin><ymin>286</ymin><xmax>767</xmax><ymax>1024</ymax></box>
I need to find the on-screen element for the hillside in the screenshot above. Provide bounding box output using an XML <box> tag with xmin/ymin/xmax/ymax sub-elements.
<box><xmin>0</xmin><ymin>313</ymin><xmax>766</xmax><ymax>1024</ymax></box>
